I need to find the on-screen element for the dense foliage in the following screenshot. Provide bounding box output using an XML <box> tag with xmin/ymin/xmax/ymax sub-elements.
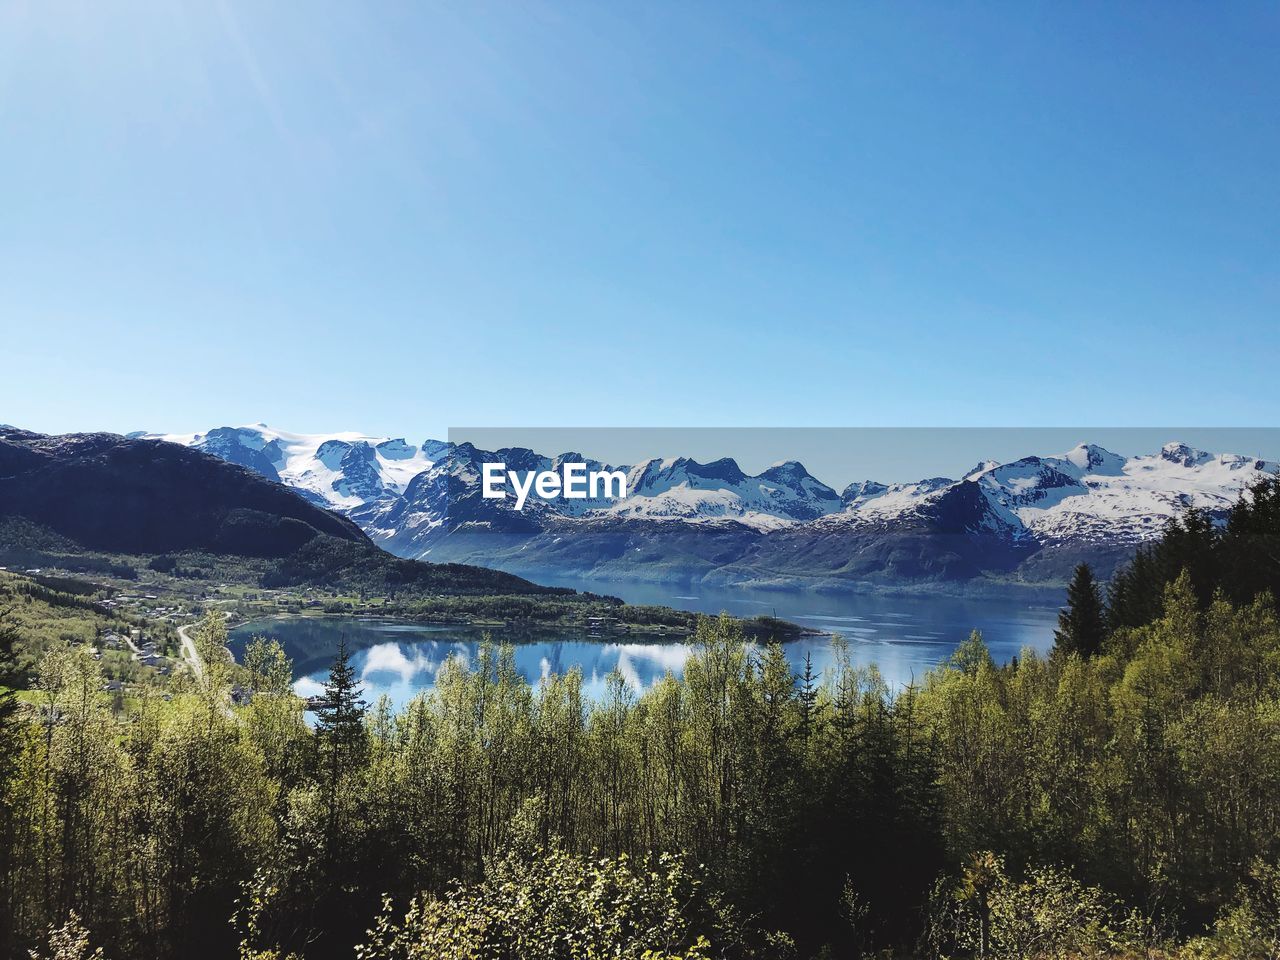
<box><xmin>1107</xmin><ymin>473</ymin><xmax>1280</xmax><ymax>629</ymax></box>
<box><xmin>3</xmin><ymin>478</ymin><xmax>1280</xmax><ymax>958</ymax></box>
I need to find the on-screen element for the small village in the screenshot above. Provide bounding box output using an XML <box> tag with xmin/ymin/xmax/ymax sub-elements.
<box><xmin>93</xmin><ymin>628</ymin><xmax>173</xmax><ymax>692</ymax></box>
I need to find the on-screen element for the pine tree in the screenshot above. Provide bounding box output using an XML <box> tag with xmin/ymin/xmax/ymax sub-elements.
<box><xmin>316</xmin><ymin>635</ymin><xmax>366</xmax><ymax>752</ymax></box>
<box><xmin>315</xmin><ymin>635</ymin><xmax>367</xmax><ymax>835</ymax></box>
<box><xmin>798</xmin><ymin>650</ymin><xmax>820</xmax><ymax>741</ymax></box>
<box><xmin>1221</xmin><ymin>473</ymin><xmax>1280</xmax><ymax>604</ymax></box>
<box><xmin>1055</xmin><ymin>563</ymin><xmax>1106</xmax><ymax>658</ymax></box>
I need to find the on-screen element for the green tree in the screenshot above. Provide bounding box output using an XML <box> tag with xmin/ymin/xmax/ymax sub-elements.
<box><xmin>797</xmin><ymin>649</ymin><xmax>820</xmax><ymax>741</ymax></box>
<box><xmin>1055</xmin><ymin>563</ymin><xmax>1106</xmax><ymax>658</ymax></box>
<box><xmin>241</xmin><ymin>638</ymin><xmax>307</xmax><ymax>792</ymax></box>
<box><xmin>243</xmin><ymin>637</ymin><xmax>293</xmax><ymax>696</ymax></box>
<box><xmin>314</xmin><ymin>635</ymin><xmax>367</xmax><ymax>826</ymax></box>
<box><xmin>0</xmin><ymin>607</ymin><xmax>23</xmax><ymax>958</ymax></box>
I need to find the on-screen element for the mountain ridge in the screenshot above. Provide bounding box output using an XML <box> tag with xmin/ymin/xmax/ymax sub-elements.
<box><xmin>0</xmin><ymin>427</ymin><xmax>369</xmax><ymax>557</ymax></box>
<box><xmin>143</xmin><ymin>424</ymin><xmax>1280</xmax><ymax>586</ymax></box>
<box><xmin>0</xmin><ymin>427</ymin><xmax>569</xmax><ymax>600</ymax></box>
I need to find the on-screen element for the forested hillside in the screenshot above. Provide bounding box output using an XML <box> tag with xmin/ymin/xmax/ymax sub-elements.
<box><xmin>3</xmin><ymin>479</ymin><xmax>1280</xmax><ymax>958</ymax></box>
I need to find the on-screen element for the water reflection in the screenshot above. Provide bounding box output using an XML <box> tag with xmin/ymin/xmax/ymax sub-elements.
<box><xmin>277</xmin><ymin>637</ymin><xmax>703</xmax><ymax>705</ymax></box>
<box><xmin>230</xmin><ymin>584</ymin><xmax>1060</xmax><ymax>714</ymax></box>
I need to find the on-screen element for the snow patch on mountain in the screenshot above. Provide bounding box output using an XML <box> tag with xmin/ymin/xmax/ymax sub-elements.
<box><xmin>153</xmin><ymin>426</ymin><xmax>1280</xmax><ymax>565</ymax></box>
<box><xmin>150</xmin><ymin>424</ymin><xmax>436</xmax><ymax>512</ymax></box>
<box><xmin>607</xmin><ymin>456</ymin><xmax>841</xmax><ymax>527</ymax></box>
<box><xmin>975</xmin><ymin>443</ymin><xmax>1278</xmax><ymax>544</ymax></box>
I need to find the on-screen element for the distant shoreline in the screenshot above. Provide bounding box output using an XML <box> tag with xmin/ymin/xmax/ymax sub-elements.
<box><xmin>507</xmin><ymin>566</ymin><xmax>1070</xmax><ymax>605</ymax></box>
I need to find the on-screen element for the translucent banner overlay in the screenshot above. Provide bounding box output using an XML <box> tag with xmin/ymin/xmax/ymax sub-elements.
<box><xmin>385</xmin><ymin>427</ymin><xmax>1280</xmax><ymax>593</ymax></box>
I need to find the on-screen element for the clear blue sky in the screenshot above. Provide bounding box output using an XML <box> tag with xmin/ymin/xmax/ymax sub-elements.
<box><xmin>2</xmin><ymin>2</ymin><xmax>1277</xmax><ymax>441</ymax></box>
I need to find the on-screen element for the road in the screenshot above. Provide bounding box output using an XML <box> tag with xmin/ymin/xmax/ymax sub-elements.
<box><xmin>177</xmin><ymin>623</ymin><xmax>205</xmax><ymax>683</ymax></box>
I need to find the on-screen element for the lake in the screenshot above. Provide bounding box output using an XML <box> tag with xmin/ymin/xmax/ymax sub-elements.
<box><xmin>229</xmin><ymin>579</ymin><xmax>1062</xmax><ymax>711</ymax></box>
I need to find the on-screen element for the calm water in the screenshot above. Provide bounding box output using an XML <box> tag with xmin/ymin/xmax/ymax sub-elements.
<box><xmin>229</xmin><ymin>579</ymin><xmax>1061</xmax><ymax>711</ymax></box>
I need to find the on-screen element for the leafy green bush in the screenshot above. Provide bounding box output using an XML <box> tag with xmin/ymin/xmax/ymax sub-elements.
<box><xmin>1208</xmin><ymin>859</ymin><xmax>1280</xmax><ymax>960</ymax></box>
<box><xmin>942</xmin><ymin>852</ymin><xmax>1145</xmax><ymax>960</ymax></box>
<box><xmin>357</xmin><ymin>831</ymin><xmax>714</xmax><ymax>960</ymax></box>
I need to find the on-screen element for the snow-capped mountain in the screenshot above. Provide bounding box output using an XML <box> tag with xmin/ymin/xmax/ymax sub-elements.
<box><xmin>613</xmin><ymin>457</ymin><xmax>842</xmax><ymax>527</ymax></box>
<box><xmin>349</xmin><ymin>447</ymin><xmax>845</xmax><ymax>557</ymax></box>
<box><xmin>146</xmin><ymin>425</ymin><xmax>443</xmax><ymax>511</ymax></box>
<box><xmin>149</xmin><ymin>426</ymin><xmax>1279</xmax><ymax>586</ymax></box>
<box><xmin>803</xmin><ymin>441</ymin><xmax>1274</xmax><ymax>539</ymax></box>
<box><xmin>147</xmin><ymin>426</ymin><xmax>850</xmax><ymax>531</ymax></box>
<box><xmin>970</xmin><ymin>441</ymin><xmax>1274</xmax><ymax>544</ymax></box>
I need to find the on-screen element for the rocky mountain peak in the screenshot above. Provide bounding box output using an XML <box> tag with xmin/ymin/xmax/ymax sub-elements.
<box><xmin>1161</xmin><ymin>442</ymin><xmax>1212</xmax><ymax>468</ymax></box>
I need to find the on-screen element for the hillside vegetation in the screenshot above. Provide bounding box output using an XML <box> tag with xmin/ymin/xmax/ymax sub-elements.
<box><xmin>3</xmin><ymin>479</ymin><xmax>1280</xmax><ymax>957</ymax></box>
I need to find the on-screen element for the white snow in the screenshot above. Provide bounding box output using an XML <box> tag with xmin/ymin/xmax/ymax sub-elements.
<box><xmin>153</xmin><ymin>426</ymin><xmax>1280</xmax><ymax>550</ymax></box>
<box><xmin>152</xmin><ymin>424</ymin><xmax>437</xmax><ymax>512</ymax></box>
<box><xmin>981</xmin><ymin>444</ymin><xmax>1277</xmax><ymax>544</ymax></box>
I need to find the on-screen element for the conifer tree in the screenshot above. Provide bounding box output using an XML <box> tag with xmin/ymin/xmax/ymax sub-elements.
<box><xmin>315</xmin><ymin>635</ymin><xmax>367</xmax><ymax>835</ymax></box>
<box><xmin>798</xmin><ymin>650</ymin><xmax>820</xmax><ymax>741</ymax></box>
<box><xmin>1055</xmin><ymin>563</ymin><xmax>1106</xmax><ymax>658</ymax></box>
<box><xmin>316</xmin><ymin>636</ymin><xmax>366</xmax><ymax>751</ymax></box>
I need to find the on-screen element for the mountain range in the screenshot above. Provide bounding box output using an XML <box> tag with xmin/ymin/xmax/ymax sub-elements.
<box><xmin>145</xmin><ymin>425</ymin><xmax>1280</xmax><ymax>589</ymax></box>
<box><xmin>0</xmin><ymin>427</ymin><xmax>564</xmax><ymax>599</ymax></box>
